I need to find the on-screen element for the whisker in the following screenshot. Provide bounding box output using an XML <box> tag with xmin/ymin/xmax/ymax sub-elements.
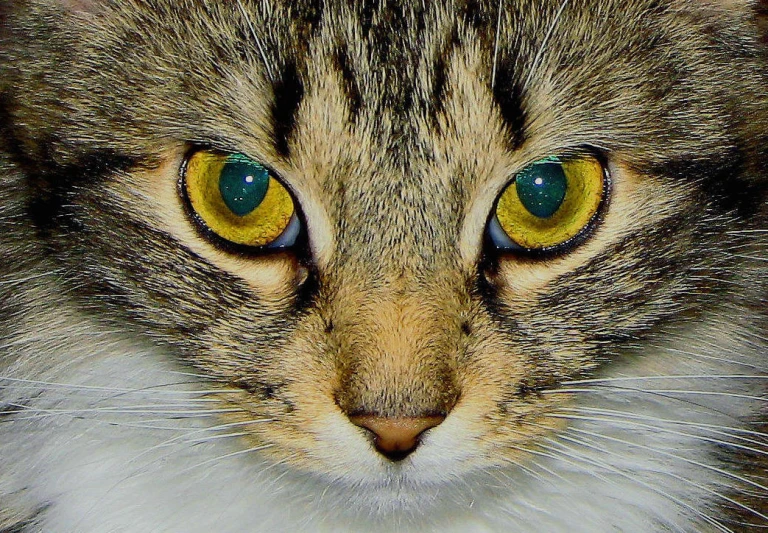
<box><xmin>565</xmin><ymin>426</ymin><xmax>768</xmax><ymax>497</ymax></box>
<box><xmin>549</xmin><ymin>387</ymin><xmax>768</xmax><ymax>403</ymax></box>
<box><xmin>645</xmin><ymin>344</ymin><xmax>768</xmax><ymax>372</ymax></box>
<box><xmin>130</xmin><ymin>419</ymin><xmax>274</xmax><ymax>459</ymax></box>
<box><xmin>498</xmin><ymin>446</ymin><xmax>571</xmax><ymax>488</ymax></box>
<box><xmin>0</xmin><ymin>376</ymin><xmax>240</xmax><ymax>397</ymax></box>
<box><xmin>662</xmin><ymin>470</ymin><xmax>768</xmax><ymax>528</ymax></box>
<box><xmin>563</xmin><ymin>375</ymin><xmax>768</xmax><ymax>386</ymax></box>
<box><xmin>235</xmin><ymin>0</ymin><xmax>274</xmax><ymax>82</ymax></box>
<box><xmin>183</xmin><ymin>432</ymin><xmax>249</xmax><ymax>444</ymax></box>
<box><xmin>526</xmin><ymin>439</ymin><xmax>614</xmax><ymax>485</ymax></box>
<box><xmin>178</xmin><ymin>443</ymin><xmax>275</xmax><ymax>475</ymax></box>
<box><xmin>1</xmin><ymin>403</ymin><xmax>247</xmax><ymax>425</ymax></box>
<box><xmin>551</xmin><ymin>431</ymin><xmax>736</xmax><ymax>533</ymax></box>
<box><xmin>556</xmin><ymin>407</ymin><xmax>768</xmax><ymax>443</ymax></box>
<box><xmin>522</xmin><ymin>0</ymin><xmax>570</xmax><ymax>93</ymax></box>
<box><xmin>532</xmin><ymin>431</ymin><xmax>732</xmax><ymax>532</ymax></box>
<box><xmin>490</xmin><ymin>0</ymin><xmax>503</xmax><ymax>89</ymax></box>
<box><xmin>5</xmin><ymin>404</ymin><xmax>244</xmax><ymax>417</ymax></box>
<box><xmin>546</xmin><ymin>413</ymin><xmax>768</xmax><ymax>457</ymax></box>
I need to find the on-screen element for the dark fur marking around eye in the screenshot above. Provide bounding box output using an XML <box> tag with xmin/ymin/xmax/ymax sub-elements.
<box><xmin>473</xmin><ymin>265</ymin><xmax>522</xmax><ymax>332</ymax></box>
<box><xmin>491</xmin><ymin>58</ymin><xmax>527</xmax><ymax>151</ymax></box>
<box><xmin>271</xmin><ymin>60</ymin><xmax>305</xmax><ymax>158</ymax></box>
<box><xmin>26</xmin><ymin>152</ymin><xmax>136</xmax><ymax>229</ymax></box>
<box><xmin>645</xmin><ymin>148</ymin><xmax>766</xmax><ymax>219</ymax></box>
<box><xmin>292</xmin><ymin>264</ymin><xmax>321</xmax><ymax>314</ymax></box>
<box><xmin>333</xmin><ymin>46</ymin><xmax>362</xmax><ymax>122</ymax></box>
<box><xmin>0</xmin><ymin>94</ymin><xmax>138</xmax><ymax>235</ymax></box>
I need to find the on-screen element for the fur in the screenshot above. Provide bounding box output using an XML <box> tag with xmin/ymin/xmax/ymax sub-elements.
<box><xmin>0</xmin><ymin>0</ymin><xmax>766</xmax><ymax>531</ymax></box>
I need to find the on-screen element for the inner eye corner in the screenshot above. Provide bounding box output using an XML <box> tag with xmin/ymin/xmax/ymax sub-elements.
<box><xmin>484</xmin><ymin>148</ymin><xmax>611</xmax><ymax>259</ymax></box>
<box><xmin>178</xmin><ymin>148</ymin><xmax>304</xmax><ymax>256</ymax></box>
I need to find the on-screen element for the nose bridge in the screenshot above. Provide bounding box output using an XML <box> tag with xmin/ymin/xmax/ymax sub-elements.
<box><xmin>333</xmin><ymin>282</ymin><xmax>461</xmax><ymax>418</ymax></box>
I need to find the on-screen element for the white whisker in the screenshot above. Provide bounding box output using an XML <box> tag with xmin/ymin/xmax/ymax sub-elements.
<box><xmin>557</xmin><ymin>407</ymin><xmax>768</xmax><ymax>442</ymax></box>
<box><xmin>178</xmin><ymin>443</ymin><xmax>275</xmax><ymax>475</ymax></box>
<box><xmin>522</xmin><ymin>0</ymin><xmax>570</xmax><ymax>93</ymax></box>
<box><xmin>563</xmin><ymin>375</ymin><xmax>768</xmax><ymax>386</ymax></box>
<box><xmin>235</xmin><ymin>0</ymin><xmax>275</xmax><ymax>83</ymax></box>
<box><xmin>547</xmin><ymin>413</ymin><xmax>768</xmax><ymax>457</ymax></box>
<box><xmin>0</xmin><ymin>375</ymin><xmax>240</xmax><ymax>396</ymax></box>
<box><xmin>548</xmin><ymin>387</ymin><xmax>768</xmax><ymax>403</ymax></box>
<box><xmin>566</xmin><ymin>426</ymin><xmax>768</xmax><ymax>496</ymax></box>
<box><xmin>551</xmin><ymin>432</ymin><xmax>736</xmax><ymax>533</ymax></box>
<box><xmin>183</xmin><ymin>432</ymin><xmax>249</xmax><ymax>444</ymax></box>
<box><xmin>530</xmin><ymin>428</ymin><xmax>732</xmax><ymax>532</ymax></box>
<box><xmin>490</xmin><ymin>0</ymin><xmax>503</xmax><ymax>90</ymax></box>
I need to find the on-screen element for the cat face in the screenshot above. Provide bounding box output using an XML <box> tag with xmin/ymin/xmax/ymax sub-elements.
<box><xmin>1</xmin><ymin>0</ymin><xmax>767</xmax><ymax>528</ymax></box>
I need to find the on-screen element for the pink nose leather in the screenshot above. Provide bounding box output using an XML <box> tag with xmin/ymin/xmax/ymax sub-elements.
<box><xmin>349</xmin><ymin>415</ymin><xmax>446</xmax><ymax>461</ymax></box>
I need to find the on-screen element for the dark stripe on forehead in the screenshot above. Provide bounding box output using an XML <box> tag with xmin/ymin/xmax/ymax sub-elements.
<box><xmin>271</xmin><ymin>60</ymin><xmax>305</xmax><ymax>158</ymax></box>
<box><xmin>429</xmin><ymin>27</ymin><xmax>460</xmax><ymax>130</ymax></box>
<box><xmin>333</xmin><ymin>46</ymin><xmax>362</xmax><ymax>123</ymax></box>
<box><xmin>491</xmin><ymin>56</ymin><xmax>527</xmax><ymax>151</ymax></box>
<box><xmin>350</xmin><ymin>1</ymin><xmax>423</xmax><ymax>117</ymax></box>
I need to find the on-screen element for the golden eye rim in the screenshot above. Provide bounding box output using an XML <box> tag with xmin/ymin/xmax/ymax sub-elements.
<box><xmin>178</xmin><ymin>148</ymin><xmax>303</xmax><ymax>255</ymax></box>
<box><xmin>488</xmin><ymin>151</ymin><xmax>611</xmax><ymax>257</ymax></box>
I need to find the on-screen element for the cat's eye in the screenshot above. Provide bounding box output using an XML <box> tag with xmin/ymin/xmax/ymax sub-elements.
<box><xmin>486</xmin><ymin>154</ymin><xmax>607</xmax><ymax>253</ymax></box>
<box><xmin>182</xmin><ymin>151</ymin><xmax>300</xmax><ymax>249</ymax></box>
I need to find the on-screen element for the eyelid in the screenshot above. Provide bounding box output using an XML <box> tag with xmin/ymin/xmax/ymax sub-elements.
<box><xmin>180</xmin><ymin>149</ymin><xmax>302</xmax><ymax>254</ymax></box>
<box><xmin>484</xmin><ymin>150</ymin><xmax>609</xmax><ymax>257</ymax></box>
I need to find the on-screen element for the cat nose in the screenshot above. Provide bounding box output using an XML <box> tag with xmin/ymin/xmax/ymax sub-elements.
<box><xmin>349</xmin><ymin>414</ymin><xmax>446</xmax><ymax>461</ymax></box>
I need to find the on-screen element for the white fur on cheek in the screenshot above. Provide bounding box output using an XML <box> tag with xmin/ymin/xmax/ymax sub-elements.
<box><xmin>0</xmin><ymin>293</ymin><xmax>764</xmax><ymax>532</ymax></box>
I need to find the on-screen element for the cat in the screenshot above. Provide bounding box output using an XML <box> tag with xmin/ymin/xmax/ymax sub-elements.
<box><xmin>0</xmin><ymin>0</ymin><xmax>767</xmax><ymax>531</ymax></box>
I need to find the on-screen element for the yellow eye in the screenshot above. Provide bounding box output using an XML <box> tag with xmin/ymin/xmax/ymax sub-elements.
<box><xmin>490</xmin><ymin>154</ymin><xmax>606</xmax><ymax>251</ymax></box>
<box><xmin>183</xmin><ymin>151</ymin><xmax>297</xmax><ymax>249</ymax></box>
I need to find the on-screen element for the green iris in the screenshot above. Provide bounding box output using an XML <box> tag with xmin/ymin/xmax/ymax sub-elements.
<box><xmin>515</xmin><ymin>160</ymin><xmax>568</xmax><ymax>219</ymax></box>
<box><xmin>218</xmin><ymin>154</ymin><xmax>270</xmax><ymax>217</ymax></box>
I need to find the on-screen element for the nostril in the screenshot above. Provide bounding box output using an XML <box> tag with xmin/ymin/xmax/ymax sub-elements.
<box><xmin>349</xmin><ymin>414</ymin><xmax>446</xmax><ymax>461</ymax></box>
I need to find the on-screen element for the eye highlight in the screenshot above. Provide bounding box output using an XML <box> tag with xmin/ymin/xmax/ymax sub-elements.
<box><xmin>182</xmin><ymin>151</ymin><xmax>299</xmax><ymax>249</ymax></box>
<box><xmin>487</xmin><ymin>154</ymin><xmax>607</xmax><ymax>253</ymax></box>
